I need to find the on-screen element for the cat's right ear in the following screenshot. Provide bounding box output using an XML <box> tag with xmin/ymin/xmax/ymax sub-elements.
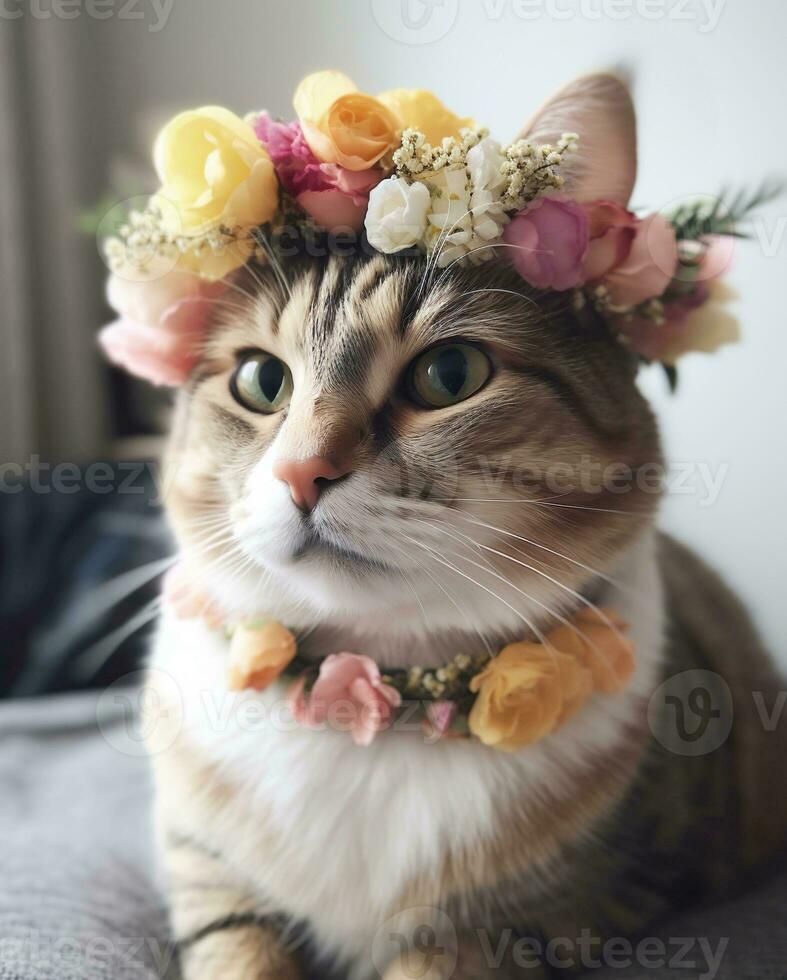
<box><xmin>518</xmin><ymin>73</ymin><xmax>637</xmax><ymax>207</ymax></box>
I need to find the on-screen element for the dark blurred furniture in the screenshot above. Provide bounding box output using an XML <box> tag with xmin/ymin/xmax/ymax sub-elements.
<box><xmin>0</xmin><ymin>462</ymin><xmax>171</xmax><ymax>699</ymax></box>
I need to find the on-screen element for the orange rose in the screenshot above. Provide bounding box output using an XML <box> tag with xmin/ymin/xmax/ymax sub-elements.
<box><xmin>294</xmin><ymin>70</ymin><xmax>400</xmax><ymax>171</ymax></box>
<box><xmin>227</xmin><ymin>620</ymin><xmax>297</xmax><ymax>691</ymax></box>
<box><xmin>545</xmin><ymin>608</ymin><xmax>635</xmax><ymax>694</ymax></box>
<box><xmin>468</xmin><ymin>643</ymin><xmax>592</xmax><ymax>752</ymax></box>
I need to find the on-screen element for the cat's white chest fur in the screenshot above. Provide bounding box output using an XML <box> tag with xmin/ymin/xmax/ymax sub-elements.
<box><xmin>151</xmin><ymin>530</ymin><xmax>663</xmax><ymax>975</ymax></box>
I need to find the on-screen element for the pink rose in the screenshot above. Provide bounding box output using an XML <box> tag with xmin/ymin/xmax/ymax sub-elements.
<box><xmin>255</xmin><ymin>113</ymin><xmax>381</xmax><ymax>232</ymax></box>
<box><xmin>288</xmin><ymin>653</ymin><xmax>401</xmax><ymax>746</ymax></box>
<box><xmin>603</xmin><ymin>213</ymin><xmax>678</xmax><ymax>309</ymax></box>
<box><xmin>98</xmin><ymin>269</ymin><xmax>222</xmax><ymax>386</ymax></box>
<box><xmin>581</xmin><ymin>200</ymin><xmax>637</xmax><ymax>281</ymax></box>
<box><xmin>424</xmin><ymin>701</ymin><xmax>458</xmax><ymax>738</ymax></box>
<box><xmin>503</xmin><ymin>196</ymin><xmax>589</xmax><ymax>291</ymax></box>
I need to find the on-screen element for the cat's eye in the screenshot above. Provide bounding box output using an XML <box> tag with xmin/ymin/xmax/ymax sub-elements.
<box><xmin>406</xmin><ymin>343</ymin><xmax>492</xmax><ymax>409</ymax></box>
<box><xmin>231</xmin><ymin>351</ymin><xmax>293</xmax><ymax>414</ymax></box>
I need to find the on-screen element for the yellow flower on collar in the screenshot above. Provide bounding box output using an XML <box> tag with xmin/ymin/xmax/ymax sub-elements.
<box><xmin>468</xmin><ymin>642</ymin><xmax>593</xmax><ymax>752</ymax></box>
<box><xmin>468</xmin><ymin>608</ymin><xmax>634</xmax><ymax>752</ymax></box>
<box><xmin>227</xmin><ymin>620</ymin><xmax>297</xmax><ymax>692</ymax></box>
<box><xmin>546</xmin><ymin>608</ymin><xmax>636</xmax><ymax>694</ymax></box>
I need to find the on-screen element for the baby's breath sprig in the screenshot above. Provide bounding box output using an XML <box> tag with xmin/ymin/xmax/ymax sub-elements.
<box><xmin>103</xmin><ymin>203</ymin><xmax>179</xmax><ymax>274</ymax></box>
<box><xmin>386</xmin><ymin>649</ymin><xmax>490</xmax><ymax>702</ymax></box>
<box><xmin>104</xmin><ymin>201</ymin><xmax>249</xmax><ymax>275</ymax></box>
<box><xmin>500</xmin><ymin>132</ymin><xmax>578</xmax><ymax>211</ymax></box>
<box><xmin>392</xmin><ymin>127</ymin><xmax>488</xmax><ymax>180</ymax></box>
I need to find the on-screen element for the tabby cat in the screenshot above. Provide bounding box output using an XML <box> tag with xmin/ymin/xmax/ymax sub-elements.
<box><xmin>147</xmin><ymin>75</ymin><xmax>787</xmax><ymax>980</ymax></box>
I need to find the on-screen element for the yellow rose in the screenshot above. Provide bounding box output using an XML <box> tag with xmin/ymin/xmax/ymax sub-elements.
<box><xmin>174</xmin><ymin>234</ymin><xmax>258</xmax><ymax>282</ymax></box>
<box><xmin>227</xmin><ymin>620</ymin><xmax>297</xmax><ymax>692</ymax></box>
<box><xmin>378</xmin><ymin>89</ymin><xmax>475</xmax><ymax>145</ymax></box>
<box><xmin>294</xmin><ymin>70</ymin><xmax>400</xmax><ymax>171</ymax></box>
<box><xmin>468</xmin><ymin>643</ymin><xmax>592</xmax><ymax>752</ymax></box>
<box><xmin>153</xmin><ymin>106</ymin><xmax>278</xmax><ymax>235</ymax></box>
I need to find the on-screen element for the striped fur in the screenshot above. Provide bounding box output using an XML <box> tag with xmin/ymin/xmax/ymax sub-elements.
<box><xmin>149</xmin><ymin>254</ymin><xmax>787</xmax><ymax>980</ymax></box>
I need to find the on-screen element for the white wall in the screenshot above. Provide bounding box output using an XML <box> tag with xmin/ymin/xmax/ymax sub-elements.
<box><xmin>89</xmin><ymin>0</ymin><xmax>786</xmax><ymax>653</ymax></box>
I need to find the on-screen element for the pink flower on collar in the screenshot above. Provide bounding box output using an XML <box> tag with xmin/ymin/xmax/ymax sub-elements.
<box><xmin>255</xmin><ymin>113</ymin><xmax>381</xmax><ymax>232</ymax></box>
<box><xmin>289</xmin><ymin>652</ymin><xmax>401</xmax><ymax>746</ymax></box>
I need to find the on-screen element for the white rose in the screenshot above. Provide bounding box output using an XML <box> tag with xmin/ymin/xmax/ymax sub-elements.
<box><xmin>466</xmin><ymin>137</ymin><xmax>505</xmax><ymax>193</ymax></box>
<box><xmin>365</xmin><ymin>177</ymin><xmax>431</xmax><ymax>253</ymax></box>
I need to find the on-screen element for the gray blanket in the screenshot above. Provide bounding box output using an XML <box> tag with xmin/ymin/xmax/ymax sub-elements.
<box><xmin>1</xmin><ymin>691</ymin><xmax>785</xmax><ymax>980</ymax></box>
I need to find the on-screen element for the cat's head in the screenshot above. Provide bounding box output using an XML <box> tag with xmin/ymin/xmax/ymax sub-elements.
<box><xmin>160</xmin><ymin>74</ymin><xmax>661</xmax><ymax>637</ymax></box>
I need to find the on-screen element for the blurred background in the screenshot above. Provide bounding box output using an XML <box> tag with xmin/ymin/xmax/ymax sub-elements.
<box><xmin>0</xmin><ymin>0</ymin><xmax>785</xmax><ymax>687</ymax></box>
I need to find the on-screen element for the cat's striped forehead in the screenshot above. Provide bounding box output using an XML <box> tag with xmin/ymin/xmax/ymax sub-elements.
<box><xmin>210</xmin><ymin>252</ymin><xmax>547</xmax><ymax>395</ymax></box>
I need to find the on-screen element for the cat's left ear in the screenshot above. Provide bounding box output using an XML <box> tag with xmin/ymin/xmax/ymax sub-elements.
<box><xmin>519</xmin><ymin>73</ymin><xmax>637</xmax><ymax>207</ymax></box>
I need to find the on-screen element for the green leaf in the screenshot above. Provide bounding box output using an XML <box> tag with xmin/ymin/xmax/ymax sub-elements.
<box><xmin>668</xmin><ymin>181</ymin><xmax>784</xmax><ymax>243</ymax></box>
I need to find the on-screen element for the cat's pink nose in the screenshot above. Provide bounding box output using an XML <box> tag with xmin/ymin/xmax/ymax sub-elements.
<box><xmin>273</xmin><ymin>456</ymin><xmax>352</xmax><ymax>512</ymax></box>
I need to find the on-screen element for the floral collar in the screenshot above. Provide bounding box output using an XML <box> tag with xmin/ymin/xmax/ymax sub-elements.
<box><xmin>165</xmin><ymin>567</ymin><xmax>635</xmax><ymax>752</ymax></box>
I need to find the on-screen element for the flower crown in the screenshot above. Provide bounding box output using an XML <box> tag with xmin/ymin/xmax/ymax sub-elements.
<box><xmin>100</xmin><ymin>69</ymin><xmax>775</xmax><ymax>388</ymax></box>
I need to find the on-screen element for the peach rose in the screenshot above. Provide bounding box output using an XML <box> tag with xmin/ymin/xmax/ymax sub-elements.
<box><xmin>294</xmin><ymin>70</ymin><xmax>400</xmax><ymax>171</ymax></box>
<box><xmin>227</xmin><ymin>620</ymin><xmax>297</xmax><ymax>692</ymax></box>
<box><xmin>603</xmin><ymin>213</ymin><xmax>679</xmax><ymax>308</ymax></box>
<box><xmin>162</xmin><ymin>562</ymin><xmax>228</xmax><ymax>628</ymax></box>
<box><xmin>153</xmin><ymin>105</ymin><xmax>278</xmax><ymax>238</ymax></box>
<box><xmin>581</xmin><ymin>200</ymin><xmax>637</xmax><ymax>282</ymax></box>
<box><xmin>377</xmin><ymin>88</ymin><xmax>475</xmax><ymax>145</ymax></box>
<box><xmin>468</xmin><ymin>643</ymin><xmax>593</xmax><ymax>752</ymax></box>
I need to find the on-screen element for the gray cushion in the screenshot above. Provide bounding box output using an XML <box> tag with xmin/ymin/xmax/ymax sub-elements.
<box><xmin>0</xmin><ymin>691</ymin><xmax>175</xmax><ymax>980</ymax></box>
<box><xmin>0</xmin><ymin>691</ymin><xmax>785</xmax><ymax>980</ymax></box>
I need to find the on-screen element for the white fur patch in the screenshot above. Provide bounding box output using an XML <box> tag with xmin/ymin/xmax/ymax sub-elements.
<box><xmin>151</xmin><ymin>530</ymin><xmax>663</xmax><ymax>978</ymax></box>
